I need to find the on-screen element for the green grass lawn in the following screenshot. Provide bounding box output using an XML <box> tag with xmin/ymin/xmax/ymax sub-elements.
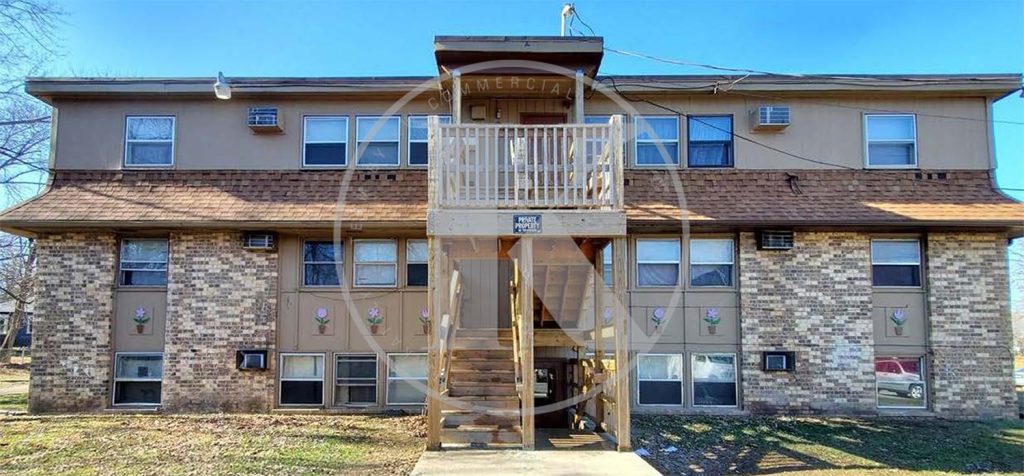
<box><xmin>633</xmin><ymin>415</ymin><xmax>1024</xmax><ymax>475</ymax></box>
<box><xmin>0</xmin><ymin>413</ymin><xmax>426</xmax><ymax>475</ymax></box>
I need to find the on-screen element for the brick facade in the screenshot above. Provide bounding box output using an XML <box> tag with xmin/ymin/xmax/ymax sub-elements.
<box><xmin>738</xmin><ymin>232</ymin><xmax>876</xmax><ymax>414</ymax></box>
<box><xmin>29</xmin><ymin>232</ymin><xmax>117</xmax><ymax>413</ymax></box>
<box><xmin>160</xmin><ymin>232</ymin><xmax>278</xmax><ymax>412</ymax></box>
<box><xmin>926</xmin><ymin>232</ymin><xmax>1017</xmax><ymax>418</ymax></box>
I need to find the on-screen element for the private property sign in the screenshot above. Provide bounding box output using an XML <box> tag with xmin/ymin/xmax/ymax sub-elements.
<box><xmin>512</xmin><ymin>214</ymin><xmax>542</xmax><ymax>234</ymax></box>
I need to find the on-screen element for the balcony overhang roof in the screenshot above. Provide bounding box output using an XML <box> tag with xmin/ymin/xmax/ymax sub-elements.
<box><xmin>434</xmin><ymin>36</ymin><xmax>604</xmax><ymax>80</ymax></box>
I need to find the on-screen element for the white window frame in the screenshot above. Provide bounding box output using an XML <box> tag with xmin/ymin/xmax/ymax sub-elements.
<box><xmin>636</xmin><ymin>353</ymin><xmax>684</xmax><ymax>407</ymax></box>
<box><xmin>334</xmin><ymin>353</ymin><xmax>378</xmax><ymax>407</ymax></box>
<box><xmin>635</xmin><ymin>238</ymin><xmax>680</xmax><ymax>288</ymax></box>
<box><xmin>353</xmin><ymin>239</ymin><xmax>398</xmax><ymax>288</ymax></box>
<box><xmin>111</xmin><ymin>351</ymin><xmax>163</xmax><ymax>406</ymax></box>
<box><xmin>584</xmin><ymin>114</ymin><xmax>627</xmax><ymax>161</ymax></box>
<box><xmin>870</xmin><ymin>238</ymin><xmax>922</xmax><ymax>288</ymax></box>
<box><xmin>279</xmin><ymin>352</ymin><xmax>326</xmax><ymax>407</ymax></box>
<box><xmin>123</xmin><ymin>116</ymin><xmax>175</xmax><ymax>167</ymax></box>
<box><xmin>407</xmin><ymin>115</ymin><xmax>450</xmax><ymax>167</ymax></box>
<box><xmin>875</xmin><ymin>355</ymin><xmax>927</xmax><ymax>410</ymax></box>
<box><xmin>633</xmin><ymin>115</ymin><xmax>679</xmax><ymax>167</ymax></box>
<box><xmin>356</xmin><ymin>116</ymin><xmax>401</xmax><ymax>168</ymax></box>
<box><xmin>864</xmin><ymin>113</ymin><xmax>918</xmax><ymax>169</ymax></box>
<box><xmin>386</xmin><ymin>353</ymin><xmax>428</xmax><ymax>406</ymax></box>
<box><xmin>690</xmin><ymin>352</ymin><xmax>738</xmax><ymax>408</ymax></box>
<box><xmin>689</xmin><ymin>238</ymin><xmax>735</xmax><ymax>288</ymax></box>
<box><xmin>302</xmin><ymin>240</ymin><xmax>343</xmax><ymax>288</ymax></box>
<box><xmin>119</xmin><ymin>238</ymin><xmax>169</xmax><ymax>287</ymax></box>
<box><xmin>302</xmin><ymin>115</ymin><xmax>349</xmax><ymax>168</ymax></box>
<box><xmin>406</xmin><ymin>239</ymin><xmax>428</xmax><ymax>287</ymax></box>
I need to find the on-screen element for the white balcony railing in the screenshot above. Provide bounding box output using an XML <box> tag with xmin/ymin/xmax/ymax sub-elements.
<box><xmin>428</xmin><ymin>116</ymin><xmax>624</xmax><ymax>210</ymax></box>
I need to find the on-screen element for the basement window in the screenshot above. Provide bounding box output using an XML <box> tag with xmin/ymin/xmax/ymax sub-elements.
<box><xmin>875</xmin><ymin>356</ymin><xmax>926</xmax><ymax>409</ymax></box>
<box><xmin>386</xmin><ymin>353</ymin><xmax>427</xmax><ymax>405</ymax></box>
<box><xmin>124</xmin><ymin>116</ymin><xmax>175</xmax><ymax>167</ymax></box>
<box><xmin>303</xmin><ymin>116</ymin><xmax>348</xmax><ymax>167</ymax></box>
<box><xmin>637</xmin><ymin>353</ymin><xmax>683</xmax><ymax>405</ymax></box>
<box><xmin>356</xmin><ymin>116</ymin><xmax>400</xmax><ymax>167</ymax></box>
<box><xmin>112</xmin><ymin>353</ymin><xmax>162</xmax><ymax>405</ymax></box>
<box><xmin>692</xmin><ymin>353</ymin><xmax>737</xmax><ymax>407</ymax></box>
<box><xmin>870</xmin><ymin>239</ymin><xmax>921</xmax><ymax>287</ymax></box>
<box><xmin>280</xmin><ymin>353</ymin><xmax>325</xmax><ymax>406</ymax></box>
<box><xmin>406</xmin><ymin>240</ymin><xmax>428</xmax><ymax>287</ymax></box>
<box><xmin>408</xmin><ymin>115</ymin><xmax>450</xmax><ymax>166</ymax></box>
<box><xmin>636</xmin><ymin>238</ymin><xmax>680</xmax><ymax>287</ymax></box>
<box><xmin>119</xmin><ymin>239</ymin><xmax>168</xmax><ymax>286</ymax></box>
<box><xmin>303</xmin><ymin>241</ymin><xmax>342</xmax><ymax>287</ymax></box>
<box><xmin>335</xmin><ymin>354</ymin><xmax>378</xmax><ymax>406</ymax></box>
<box><xmin>689</xmin><ymin>238</ymin><xmax>734</xmax><ymax>287</ymax></box>
<box><xmin>354</xmin><ymin>239</ymin><xmax>397</xmax><ymax>287</ymax></box>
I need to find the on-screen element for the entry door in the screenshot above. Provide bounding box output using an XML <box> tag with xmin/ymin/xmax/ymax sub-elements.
<box><xmin>456</xmin><ymin>258</ymin><xmax>512</xmax><ymax>329</ymax></box>
<box><xmin>534</xmin><ymin>359</ymin><xmax>568</xmax><ymax>428</ymax></box>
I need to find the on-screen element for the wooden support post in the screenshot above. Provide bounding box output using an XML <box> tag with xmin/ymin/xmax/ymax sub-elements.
<box><xmin>426</xmin><ymin>237</ymin><xmax>444</xmax><ymax>451</ymax></box>
<box><xmin>612</xmin><ymin>236</ymin><xmax>631</xmax><ymax>451</ymax></box>
<box><xmin>573</xmin><ymin>69</ymin><xmax>584</xmax><ymax>124</ymax></box>
<box><xmin>452</xmin><ymin>70</ymin><xmax>462</xmax><ymax>124</ymax></box>
<box><xmin>519</xmin><ymin>237</ymin><xmax>535</xmax><ymax>450</ymax></box>
<box><xmin>593</xmin><ymin>245</ymin><xmax>606</xmax><ymax>430</ymax></box>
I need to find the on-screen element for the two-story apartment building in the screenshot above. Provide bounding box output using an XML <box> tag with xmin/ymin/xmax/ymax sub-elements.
<box><xmin>1</xmin><ymin>36</ymin><xmax>1021</xmax><ymax>451</ymax></box>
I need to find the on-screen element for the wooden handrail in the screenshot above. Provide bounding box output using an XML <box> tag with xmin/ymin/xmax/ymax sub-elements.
<box><xmin>438</xmin><ymin>270</ymin><xmax>463</xmax><ymax>393</ymax></box>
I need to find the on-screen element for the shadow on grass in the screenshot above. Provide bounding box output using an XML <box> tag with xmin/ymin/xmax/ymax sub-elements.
<box><xmin>633</xmin><ymin>415</ymin><xmax>1024</xmax><ymax>475</ymax></box>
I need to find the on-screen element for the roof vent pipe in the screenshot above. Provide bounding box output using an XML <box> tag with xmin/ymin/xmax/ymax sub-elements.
<box><xmin>560</xmin><ymin>3</ymin><xmax>574</xmax><ymax>36</ymax></box>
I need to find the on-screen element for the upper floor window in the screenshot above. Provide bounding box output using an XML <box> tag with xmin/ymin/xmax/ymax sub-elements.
<box><xmin>119</xmin><ymin>238</ymin><xmax>168</xmax><ymax>286</ymax></box>
<box><xmin>356</xmin><ymin>116</ymin><xmax>400</xmax><ymax>167</ymax></box>
<box><xmin>634</xmin><ymin>116</ymin><xmax>679</xmax><ymax>166</ymax></box>
<box><xmin>303</xmin><ymin>240</ymin><xmax>342</xmax><ymax>287</ymax></box>
<box><xmin>870</xmin><ymin>239</ymin><xmax>921</xmax><ymax>287</ymax></box>
<box><xmin>865</xmin><ymin>114</ymin><xmax>917</xmax><ymax>168</ymax></box>
<box><xmin>406</xmin><ymin>240</ymin><xmax>428</xmax><ymax>287</ymax></box>
<box><xmin>408</xmin><ymin>115</ymin><xmax>450</xmax><ymax>166</ymax></box>
<box><xmin>601</xmin><ymin>242</ymin><xmax>612</xmax><ymax>287</ymax></box>
<box><xmin>354</xmin><ymin>239</ymin><xmax>397</xmax><ymax>287</ymax></box>
<box><xmin>124</xmin><ymin>116</ymin><xmax>174</xmax><ymax>167</ymax></box>
<box><xmin>636</xmin><ymin>238</ymin><xmax>680</xmax><ymax>287</ymax></box>
<box><xmin>304</xmin><ymin>116</ymin><xmax>348</xmax><ymax>167</ymax></box>
<box><xmin>690</xmin><ymin>238</ymin><xmax>734</xmax><ymax>287</ymax></box>
<box><xmin>687</xmin><ymin>116</ymin><xmax>733</xmax><ymax>168</ymax></box>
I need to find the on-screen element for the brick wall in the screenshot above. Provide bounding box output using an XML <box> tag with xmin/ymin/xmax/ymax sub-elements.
<box><xmin>738</xmin><ymin>232</ymin><xmax>876</xmax><ymax>414</ymax></box>
<box><xmin>926</xmin><ymin>232</ymin><xmax>1017</xmax><ymax>418</ymax></box>
<box><xmin>29</xmin><ymin>233</ymin><xmax>117</xmax><ymax>413</ymax></box>
<box><xmin>161</xmin><ymin>232</ymin><xmax>277</xmax><ymax>412</ymax></box>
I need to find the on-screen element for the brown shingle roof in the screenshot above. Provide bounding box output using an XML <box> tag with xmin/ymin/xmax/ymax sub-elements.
<box><xmin>0</xmin><ymin>169</ymin><xmax>1021</xmax><ymax>231</ymax></box>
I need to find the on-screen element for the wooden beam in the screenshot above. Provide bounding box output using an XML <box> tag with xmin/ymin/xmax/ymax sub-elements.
<box><xmin>426</xmin><ymin>237</ymin><xmax>443</xmax><ymax>450</ymax></box>
<box><xmin>573</xmin><ymin>69</ymin><xmax>584</xmax><ymax>124</ymax></box>
<box><xmin>519</xmin><ymin>237</ymin><xmax>535</xmax><ymax>450</ymax></box>
<box><xmin>593</xmin><ymin>245</ymin><xmax>606</xmax><ymax>430</ymax></box>
<box><xmin>612</xmin><ymin>236</ymin><xmax>631</xmax><ymax>451</ymax></box>
<box><xmin>452</xmin><ymin>70</ymin><xmax>462</xmax><ymax>124</ymax></box>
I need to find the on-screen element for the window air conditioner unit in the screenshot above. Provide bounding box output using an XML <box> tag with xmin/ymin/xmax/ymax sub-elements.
<box><xmin>757</xmin><ymin>230</ymin><xmax>794</xmax><ymax>250</ymax></box>
<box><xmin>242</xmin><ymin>232</ymin><xmax>276</xmax><ymax>251</ymax></box>
<box><xmin>247</xmin><ymin>107</ymin><xmax>283</xmax><ymax>133</ymax></box>
<box><xmin>750</xmin><ymin>105</ymin><xmax>790</xmax><ymax>131</ymax></box>
<box><xmin>236</xmin><ymin>350</ymin><xmax>268</xmax><ymax>370</ymax></box>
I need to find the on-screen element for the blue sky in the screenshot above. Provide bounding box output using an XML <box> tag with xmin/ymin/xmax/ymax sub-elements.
<box><xmin>48</xmin><ymin>0</ymin><xmax>1023</xmax><ymax>197</ymax></box>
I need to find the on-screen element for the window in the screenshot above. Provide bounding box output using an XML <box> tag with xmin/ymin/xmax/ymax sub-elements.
<box><xmin>113</xmin><ymin>353</ymin><xmax>162</xmax><ymax>405</ymax></box>
<box><xmin>875</xmin><ymin>356</ymin><xmax>926</xmax><ymax>409</ymax></box>
<box><xmin>687</xmin><ymin>115</ymin><xmax>733</xmax><ymax>167</ymax></box>
<box><xmin>119</xmin><ymin>239</ymin><xmax>168</xmax><ymax>286</ymax></box>
<box><xmin>354</xmin><ymin>240</ymin><xmax>397</xmax><ymax>287</ymax></box>
<box><xmin>634</xmin><ymin>116</ymin><xmax>679</xmax><ymax>166</ymax></box>
<box><xmin>280</xmin><ymin>353</ymin><xmax>325</xmax><ymax>405</ymax></box>
<box><xmin>584</xmin><ymin>115</ymin><xmax>625</xmax><ymax>161</ymax></box>
<box><xmin>408</xmin><ymin>115</ymin><xmax>450</xmax><ymax>166</ymax></box>
<box><xmin>692</xmin><ymin>353</ymin><xmax>737</xmax><ymax>407</ymax></box>
<box><xmin>865</xmin><ymin>114</ymin><xmax>917</xmax><ymax>167</ymax></box>
<box><xmin>871</xmin><ymin>239</ymin><xmax>921</xmax><ymax>287</ymax></box>
<box><xmin>601</xmin><ymin>243</ymin><xmax>612</xmax><ymax>287</ymax></box>
<box><xmin>124</xmin><ymin>116</ymin><xmax>174</xmax><ymax>166</ymax></box>
<box><xmin>406</xmin><ymin>240</ymin><xmax>428</xmax><ymax>287</ymax></box>
<box><xmin>335</xmin><ymin>354</ymin><xmax>378</xmax><ymax>406</ymax></box>
<box><xmin>303</xmin><ymin>116</ymin><xmax>348</xmax><ymax>166</ymax></box>
<box><xmin>636</xmin><ymin>239</ymin><xmax>679</xmax><ymax>287</ymax></box>
<box><xmin>689</xmin><ymin>238</ymin><xmax>734</xmax><ymax>287</ymax></box>
<box><xmin>303</xmin><ymin>241</ymin><xmax>342</xmax><ymax>287</ymax></box>
<box><xmin>356</xmin><ymin>116</ymin><xmax>400</xmax><ymax>166</ymax></box>
<box><xmin>637</xmin><ymin>354</ymin><xmax>683</xmax><ymax>405</ymax></box>
<box><xmin>387</xmin><ymin>353</ymin><xmax>427</xmax><ymax>404</ymax></box>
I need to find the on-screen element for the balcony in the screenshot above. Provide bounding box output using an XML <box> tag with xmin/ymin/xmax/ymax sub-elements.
<box><xmin>427</xmin><ymin>117</ymin><xmax>624</xmax><ymax>211</ymax></box>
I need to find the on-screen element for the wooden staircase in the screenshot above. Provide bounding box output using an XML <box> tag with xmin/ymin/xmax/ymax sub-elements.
<box><xmin>440</xmin><ymin>334</ymin><xmax>522</xmax><ymax>447</ymax></box>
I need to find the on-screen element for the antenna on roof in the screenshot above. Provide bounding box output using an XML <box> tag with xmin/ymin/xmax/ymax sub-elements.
<box><xmin>560</xmin><ymin>3</ymin><xmax>574</xmax><ymax>36</ymax></box>
<box><xmin>214</xmin><ymin>72</ymin><xmax>232</xmax><ymax>100</ymax></box>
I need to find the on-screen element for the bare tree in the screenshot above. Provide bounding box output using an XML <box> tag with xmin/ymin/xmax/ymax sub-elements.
<box><xmin>0</xmin><ymin>234</ymin><xmax>33</xmax><ymax>362</ymax></box>
<box><xmin>1010</xmin><ymin>239</ymin><xmax>1024</xmax><ymax>355</ymax></box>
